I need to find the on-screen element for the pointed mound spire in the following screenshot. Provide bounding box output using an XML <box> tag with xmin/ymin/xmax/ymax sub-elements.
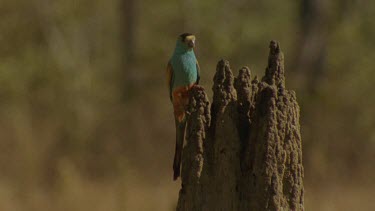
<box><xmin>212</xmin><ymin>59</ymin><xmax>237</xmax><ymax>112</ymax></box>
<box><xmin>262</xmin><ymin>40</ymin><xmax>285</xmax><ymax>88</ymax></box>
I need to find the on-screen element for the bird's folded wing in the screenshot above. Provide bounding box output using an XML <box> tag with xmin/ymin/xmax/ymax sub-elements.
<box><xmin>196</xmin><ymin>59</ymin><xmax>200</xmax><ymax>84</ymax></box>
<box><xmin>166</xmin><ymin>62</ymin><xmax>174</xmax><ymax>101</ymax></box>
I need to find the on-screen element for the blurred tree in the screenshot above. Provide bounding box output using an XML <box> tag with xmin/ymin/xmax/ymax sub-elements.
<box><xmin>295</xmin><ymin>0</ymin><xmax>328</xmax><ymax>94</ymax></box>
<box><xmin>179</xmin><ymin>0</ymin><xmax>194</xmax><ymax>31</ymax></box>
<box><xmin>122</xmin><ymin>0</ymin><xmax>138</xmax><ymax>94</ymax></box>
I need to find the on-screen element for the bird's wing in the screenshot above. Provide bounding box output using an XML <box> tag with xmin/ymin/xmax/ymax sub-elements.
<box><xmin>196</xmin><ymin>59</ymin><xmax>200</xmax><ymax>84</ymax></box>
<box><xmin>166</xmin><ymin>62</ymin><xmax>174</xmax><ymax>102</ymax></box>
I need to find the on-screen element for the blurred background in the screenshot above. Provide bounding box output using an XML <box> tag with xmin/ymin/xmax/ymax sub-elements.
<box><xmin>0</xmin><ymin>0</ymin><xmax>374</xmax><ymax>210</ymax></box>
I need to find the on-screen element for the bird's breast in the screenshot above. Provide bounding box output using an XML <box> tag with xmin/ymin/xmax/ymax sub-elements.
<box><xmin>171</xmin><ymin>54</ymin><xmax>197</xmax><ymax>89</ymax></box>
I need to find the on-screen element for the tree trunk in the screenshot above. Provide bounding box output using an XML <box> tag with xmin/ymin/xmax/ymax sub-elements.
<box><xmin>176</xmin><ymin>41</ymin><xmax>304</xmax><ymax>211</ymax></box>
<box><xmin>123</xmin><ymin>0</ymin><xmax>137</xmax><ymax>65</ymax></box>
<box><xmin>122</xmin><ymin>0</ymin><xmax>138</xmax><ymax>95</ymax></box>
<box><xmin>295</xmin><ymin>0</ymin><xmax>328</xmax><ymax>94</ymax></box>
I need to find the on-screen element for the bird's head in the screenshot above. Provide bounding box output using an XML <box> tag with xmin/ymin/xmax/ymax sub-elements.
<box><xmin>179</xmin><ymin>33</ymin><xmax>196</xmax><ymax>49</ymax></box>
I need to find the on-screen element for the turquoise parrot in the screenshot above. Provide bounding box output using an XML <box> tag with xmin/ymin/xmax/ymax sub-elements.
<box><xmin>166</xmin><ymin>33</ymin><xmax>200</xmax><ymax>180</ymax></box>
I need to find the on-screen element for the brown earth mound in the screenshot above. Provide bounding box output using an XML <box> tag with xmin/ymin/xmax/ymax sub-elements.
<box><xmin>176</xmin><ymin>41</ymin><xmax>304</xmax><ymax>211</ymax></box>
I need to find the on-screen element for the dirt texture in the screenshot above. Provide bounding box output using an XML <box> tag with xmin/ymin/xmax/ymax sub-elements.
<box><xmin>176</xmin><ymin>41</ymin><xmax>304</xmax><ymax>211</ymax></box>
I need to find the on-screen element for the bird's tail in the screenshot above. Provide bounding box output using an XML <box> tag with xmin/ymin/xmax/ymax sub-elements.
<box><xmin>173</xmin><ymin>118</ymin><xmax>186</xmax><ymax>180</ymax></box>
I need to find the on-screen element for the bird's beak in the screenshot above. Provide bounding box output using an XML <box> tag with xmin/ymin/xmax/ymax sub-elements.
<box><xmin>188</xmin><ymin>40</ymin><xmax>195</xmax><ymax>48</ymax></box>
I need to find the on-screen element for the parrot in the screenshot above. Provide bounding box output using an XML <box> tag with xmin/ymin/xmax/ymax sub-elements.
<box><xmin>166</xmin><ymin>33</ymin><xmax>200</xmax><ymax>180</ymax></box>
